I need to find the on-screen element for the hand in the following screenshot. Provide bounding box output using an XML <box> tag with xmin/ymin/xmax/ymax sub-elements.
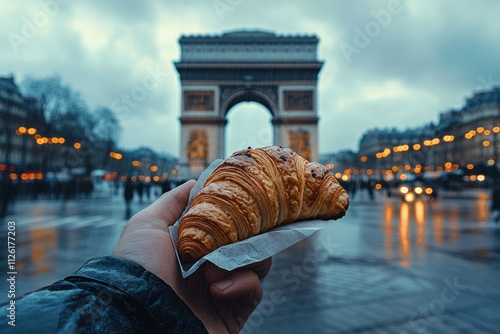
<box><xmin>113</xmin><ymin>180</ymin><xmax>272</xmax><ymax>333</ymax></box>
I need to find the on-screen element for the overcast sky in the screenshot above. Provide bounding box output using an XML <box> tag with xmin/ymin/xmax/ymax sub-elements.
<box><xmin>2</xmin><ymin>0</ymin><xmax>500</xmax><ymax>158</ymax></box>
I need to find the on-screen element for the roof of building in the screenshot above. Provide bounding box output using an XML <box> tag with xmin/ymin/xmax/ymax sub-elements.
<box><xmin>0</xmin><ymin>76</ymin><xmax>19</xmax><ymax>92</ymax></box>
<box><xmin>179</xmin><ymin>29</ymin><xmax>318</xmax><ymax>44</ymax></box>
<box><xmin>463</xmin><ymin>87</ymin><xmax>500</xmax><ymax>110</ymax></box>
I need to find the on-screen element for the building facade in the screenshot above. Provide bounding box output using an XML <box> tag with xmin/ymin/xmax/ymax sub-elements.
<box><xmin>0</xmin><ymin>76</ymin><xmax>46</xmax><ymax>174</ymax></box>
<box><xmin>356</xmin><ymin>87</ymin><xmax>500</xmax><ymax>178</ymax></box>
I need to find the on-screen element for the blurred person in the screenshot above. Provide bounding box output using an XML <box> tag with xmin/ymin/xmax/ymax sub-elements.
<box><xmin>1</xmin><ymin>180</ymin><xmax>271</xmax><ymax>333</ymax></box>
<box><xmin>136</xmin><ymin>180</ymin><xmax>144</xmax><ymax>203</ymax></box>
<box><xmin>144</xmin><ymin>181</ymin><xmax>151</xmax><ymax>201</ymax></box>
<box><xmin>124</xmin><ymin>177</ymin><xmax>134</xmax><ymax>219</ymax></box>
<box><xmin>161</xmin><ymin>179</ymin><xmax>171</xmax><ymax>195</ymax></box>
<box><xmin>491</xmin><ymin>180</ymin><xmax>500</xmax><ymax>224</ymax></box>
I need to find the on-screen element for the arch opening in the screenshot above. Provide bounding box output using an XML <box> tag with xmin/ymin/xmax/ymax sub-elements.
<box><xmin>225</xmin><ymin>102</ymin><xmax>273</xmax><ymax>158</ymax></box>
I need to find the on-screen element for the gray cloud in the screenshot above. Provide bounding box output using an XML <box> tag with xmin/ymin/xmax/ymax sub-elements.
<box><xmin>2</xmin><ymin>0</ymin><xmax>499</xmax><ymax>156</ymax></box>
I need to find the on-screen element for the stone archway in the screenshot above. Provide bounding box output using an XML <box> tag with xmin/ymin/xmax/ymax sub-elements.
<box><xmin>175</xmin><ymin>30</ymin><xmax>323</xmax><ymax>178</ymax></box>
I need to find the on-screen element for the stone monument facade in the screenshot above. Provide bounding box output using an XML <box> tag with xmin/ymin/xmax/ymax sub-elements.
<box><xmin>175</xmin><ymin>30</ymin><xmax>323</xmax><ymax>178</ymax></box>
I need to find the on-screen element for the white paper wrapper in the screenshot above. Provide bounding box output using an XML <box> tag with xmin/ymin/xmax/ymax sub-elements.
<box><xmin>169</xmin><ymin>159</ymin><xmax>336</xmax><ymax>278</ymax></box>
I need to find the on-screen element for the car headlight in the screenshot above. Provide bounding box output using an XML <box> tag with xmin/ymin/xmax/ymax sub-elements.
<box><xmin>415</xmin><ymin>186</ymin><xmax>423</xmax><ymax>195</ymax></box>
<box><xmin>400</xmin><ymin>186</ymin><xmax>409</xmax><ymax>194</ymax></box>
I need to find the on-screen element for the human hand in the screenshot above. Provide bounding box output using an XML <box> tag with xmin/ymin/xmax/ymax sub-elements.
<box><xmin>113</xmin><ymin>180</ymin><xmax>272</xmax><ymax>333</ymax></box>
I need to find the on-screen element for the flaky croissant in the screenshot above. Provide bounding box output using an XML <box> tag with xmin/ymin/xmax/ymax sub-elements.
<box><xmin>178</xmin><ymin>146</ymin><xmax>349</xmax><ymax>263</ymax></box>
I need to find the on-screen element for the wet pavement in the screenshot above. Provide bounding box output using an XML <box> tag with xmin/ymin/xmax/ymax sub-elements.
<box><xmin>245</xmin><ymin>190</ymin><xmax>500</xmax><ymax>333</ymax></box>
<box><xmin>1</xmin><ymin>189</ymin><xmax>499</xmax><ymax>333</ymax></box>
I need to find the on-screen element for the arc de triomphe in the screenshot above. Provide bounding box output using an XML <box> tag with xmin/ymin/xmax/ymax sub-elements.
<box><xmin>174</xmin><ymin>30</ymin><xmax>323</xmax><ymax>178</ymax></box>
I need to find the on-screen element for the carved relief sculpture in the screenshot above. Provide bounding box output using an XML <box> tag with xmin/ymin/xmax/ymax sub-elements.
<box><xmin>184</xmin><ymin>91</ymin><xmax>214</xmax><ymax>111</ymax></box>
<box><xmin>187</xmin><ymin>130</ymin><xmax>208</xmax><ymax>161</ymax></box>
<box><xmin>284</xmin><ymin>91</ymin><xmax>313</xmax><ymax>111</ymax></box>
<box><xmin>288</xmin><ymin>129</ymin><xmax>311</xmax><ymax>160</ymax></box>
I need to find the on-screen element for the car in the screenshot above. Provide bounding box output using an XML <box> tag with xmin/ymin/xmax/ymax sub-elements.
<box><xmin>398</xmin><ymin>181</ymin><xmax>436</xmax><ymax>202</ymax></box>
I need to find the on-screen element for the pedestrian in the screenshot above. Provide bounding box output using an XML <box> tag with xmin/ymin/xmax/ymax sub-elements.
<box><xmin>161</xmin><ymin>179</ymin><xmax>171</xmax><ymax>195</ymax></box>
<box><xmin>136</xmin><ymin>181</ymin><xmax>144</xmax><ymax>203</ymax></box>
<box><xmin>490</xmin><ymin>179</ymin><xmax>500</xmax><ymax>223</ymax></box>
<box><xmin>124</xmin><ymin>177</ymin><xmax>134</xmax><ymax>218</ymax></box>
<box><xmin>144</xmin><ymin>181</ymin><xmax>151</xmax><ymax>201</ymax></box>
<box><xmin>0</xmin><ymin>180</ymin><xmax>272</xmax><ymax>333</ymax></box>
<box><xmin>367</xmin><ymin>180</ymin><xmax>374</xmax><ymax>200</ymax></box>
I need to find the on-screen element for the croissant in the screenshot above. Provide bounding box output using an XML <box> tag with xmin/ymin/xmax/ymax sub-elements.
<box><xmin>178</xmin><ymin>146</ymin><xmax>349</xmax><ymax>263</ymax></box>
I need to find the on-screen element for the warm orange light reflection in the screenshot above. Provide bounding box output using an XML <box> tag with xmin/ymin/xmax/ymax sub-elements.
<box><xmin>384</xmin><ymin>204</ymin><xmax>394</xmax><ymax>260</ymax></box>
<box><xmin>415</xmin><ymin>200</ymin><xmax>426</xmax><ymax>259</ymax></box>
<box><xmin>433</xmin><ymin>212</ymin><xmax>444</xmax><ymax>246</ymax></box>
<box><xmin>399</xmin><ymin>203</ymin><xmax>411</xmax><ymax>268</ymax></box>
<box><xmin>30</xmin><ymin>227</ymin><xmax>57</xmax><ymax>274</ymax></box>
<box><xmin>478</xmin><ymin>192</ymin><xmax>489</xmax><ymax>224</ymax></box>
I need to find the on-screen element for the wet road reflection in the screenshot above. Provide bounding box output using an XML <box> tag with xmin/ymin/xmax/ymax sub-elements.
<box><xmin>30</xmin><ymin>226</ymin><xmax>57</xmax><ymax>274</ymax></box>
<box><xmin>399</xmin><ymin>202</ymin><xmax>410</xmax><ymax>267</ymax></box>
<box><xmin>380</xmin><ymin>192</ymin><xmax>496</xmax><ymax>268</ymax></box>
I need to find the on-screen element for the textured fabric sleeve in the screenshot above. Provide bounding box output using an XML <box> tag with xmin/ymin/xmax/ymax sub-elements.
<box><xmin>0</xmin><ymin>256</ymin><xmax>207</xmax><ymax>334</ymax></box>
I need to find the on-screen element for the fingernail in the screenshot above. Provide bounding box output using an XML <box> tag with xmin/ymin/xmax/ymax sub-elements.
<box><xmin>214</xmin><ymin>278</ymin><xmax>233</xmax><ymax>292</ymax></box>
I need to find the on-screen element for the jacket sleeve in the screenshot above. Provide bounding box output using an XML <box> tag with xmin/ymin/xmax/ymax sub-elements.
<box><xmin>1</xmin><ymin>256</ymin><xmax>208</xmax><ymax>333</ymax></box>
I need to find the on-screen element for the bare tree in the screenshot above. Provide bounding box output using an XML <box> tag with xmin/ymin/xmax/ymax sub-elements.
<box><xmin>92</xmin><ymin>107</ymin><xmax>122</xmax><ymax>170</ymax></box>
<box><xmin>92</xmin><ymin>107</ymin><xmax>121</xmax><ymax>144</ymax></box>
